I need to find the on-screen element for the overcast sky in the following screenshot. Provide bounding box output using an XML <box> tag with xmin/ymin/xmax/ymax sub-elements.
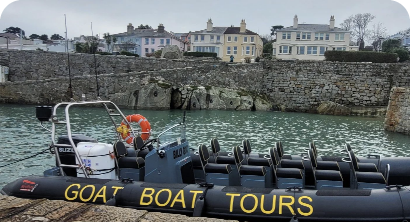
<box><xmin>0</xmin><ymin>0</ymin><xmax>409</xmax><ymax>39</ymax></box>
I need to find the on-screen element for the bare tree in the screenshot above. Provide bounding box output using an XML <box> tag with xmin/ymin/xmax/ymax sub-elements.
<box><xmin>260</xmin><ymin>34</ymin><xmax>274</xmax><ymax>44</ymax></box>
<box><xmin>369</xmin><ymin>23</ymin><xmax>387</xmax><ymax>52</ymax></box>
<box><xmin>341</xmin><ymin>13</ymin><xmax>375</xmax><ymax>50</ymax></box>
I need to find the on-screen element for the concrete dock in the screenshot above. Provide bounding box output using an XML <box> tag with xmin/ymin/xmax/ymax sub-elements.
<box><xmin>0</xmin><ymin>195</ymin><xmax>237</xmax><ymax>222</ymax></box>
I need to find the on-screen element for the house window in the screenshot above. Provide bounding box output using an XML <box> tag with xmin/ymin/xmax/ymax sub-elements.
<box><xmin>160</xmin><ymin>39</ymin><xmax>164</xmax><ymax>45</ymax></box>
<box><xmin>244</xmin><ymin>37</ymin><xmax>248</xmax><ymax>42</ymax></box>
<box><xmin>282</xmin><ymin>32</ymin><xmax>291</xmax><ymax>40</ymax></box>
<box><xmin>227</xmin><ymin>46</ymin><xmax>231</xmax><ymax>54</ymax></box>
<box><xmin>315</xmin><ymin>33</ymin><xmax>325</xmax><ymax>40</ymax></box>
<box><xmin>166</xmin><ymin>39</ymin><xmax>170</xmax><ymax>45</ymax></box>
<box><xmin>194</xmin><ymin>35</ymin><xmax>198</xmax><ymax>42</ymax></box>
<box><xmin>217</xmin><ymin>36</ymin><xmax>220</xmax><ymax>42</ymax></box>
<box><xmin>145</xmin><ymin>48</ymin><xmax>148</xmax><ymax>53</ymax></box>
<box><xmin>227</xmin><ymin>36</ymin><xmax>232</xmax><ymax>42</ymax></box>
<box><xmin>319</xmin><ymin>46</ymin><xmax>327</xmax><ymax>55</ymax></box>
<box><xmin>201</xmin><ymin>35</ymin><xmax>204</xmax><ymax>41</ymax></box>
<box><xmin>151</xmin><ymin>48</ymin><xmax>155</xmax><ymax>53</ymax></box>
<box><xmin>145</xmin><ymin>38</ymin><xmax>149</xmax><ymax>45</ymax></box>
<box><xmin>301</xmin><ymin>32</ymin><xmax>311</xmax><ymax>40</ymax></box>
<box><xmin>250</xmin><ymin>37</ymin><xmax>254</xmax><ymax>43</ymax></box>
<box><xmin>335</xmin><ymin>47</ymin><xmax>346</xmax><ymax>51</ymax></box>
<box><xmin>210</xmin><ymin>35</ymin><xmax>214</xmax><ymax>42</ymax></box>
<box><xmin>335</xmin><ymin>33</ymin><xmax>345</xmax><ymax>41</ymax></box>
<box><xmin>233</xmin><ymin>46</ymin><xmax>237</xmax><ymax>54</ymax></box>
<box><xmin>151</xmin><ymin>39</ymin><xmax>155</xmax><ymax>44</ymax></box>
<box><xmin>297</xmin><ymin>46</ymin><xmax>305</xmax><ymax>55</ymax></box>
<box><xmin>307</xmin><ymin>46</ymin><xmax>318</xmax><ymax>55</ymax></box>
<box><xmin>279</xmin><ymin>45</ymin><xmax>291</xmax><ymax>54</ymax></box>
<box><xmin>326</xmin><ymin>34</ymin><xmax>329</xmax><ymax>40</ymax></box>
<box><xmin>252</xmin><ymin>46</ymin><xmax>255</xmax><ymax>56</ymax></box>
<box><xmin>234</xmin><ymin>36</ymin><xmax>238</xmax><ymax>42</ymax></box>
<box><xmin>246</xmin><ymin>46</ymin><xmax>250</xmax><ymax>55</ymax></box>
<box><xmin>296</xmin><ymin>33</ymin><xmax>301</xmax><ymax>40</ymax></box>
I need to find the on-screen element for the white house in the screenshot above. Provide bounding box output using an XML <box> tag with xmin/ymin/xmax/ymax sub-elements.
<box><xmin>189</xmin><ymin>19</ymin><xmax>227</xmax><ymax>58</ymax></box>
<box><xmin>272</xmin><ymin>15</ymin><xmax>358</xmax><ymax>60</ymax></box>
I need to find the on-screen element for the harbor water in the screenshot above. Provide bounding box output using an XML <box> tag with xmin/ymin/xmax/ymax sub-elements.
<box><xmin>1</xmin><ymin>103</ymin><xmax>410</xmax><ymax>188</ymax></box>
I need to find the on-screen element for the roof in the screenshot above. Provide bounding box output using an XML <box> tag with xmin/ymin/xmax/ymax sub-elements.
<box><xmin>224</xmin><ymin>27</ymin><xmax>258</xmax><ymax>35</ymax></box>
<box><xmin>190</xmin><ymin>27</ymin><xmax>228</xmax><ymax>35</ymax></box>
<box><xmin>280</xmin><ymin>24</ymin><xmax>347</xmax><ymax>32</ymax></box>
<box><xmin>113</xmin><ymin>29</ymin><xmax>185</xmax><ymax>43</ymax></box>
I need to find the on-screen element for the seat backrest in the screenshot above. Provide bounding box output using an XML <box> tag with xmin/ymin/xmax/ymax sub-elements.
<box><xmin>233</xmin><ymin>146</ymin><xmax>244</xmax><ymax>165</ymax></box>
<box><xmin>346</xmin><ymin>143</ymin><xmax>352</xmax><ymax>151</ymax></box>
<box><xmin>242</xmin><ymin>139</ymin><xmax>251</xmax><ymax>155</ymax></box>
<box><xmin>309</xmin><ymin>141</ymin><xmax>317</xmax><ymax>158</ymax></box>
<box><xmin>133</xmin><ymin>136</ymin><xmax>145</xmax><ymax>150</ymax></box>
<box><xmin>199</xmin><ymin>144</ymin><xmax>210</xmax><ymax>166</ymax></box>
<box><xmin>211</xmin><ymin>138</ymin><xmax>220</xmax><ymax>154</ymax></box>
<box><xmin>114</xmin><ymin>141</ymin><xmax>127</xmax><ymax>158</ymax></box>
<box><xmin>269</xmin><ymin>147</ymin><xmax>279</xmax><ymax>166</ymax></box>
<box><xmin>349</xmin><ymin>150</ymin><xmax>359</xmax><ymax>171</ymax></box>
<box><xmin>276</xmin><ymin>141</ymin><xmax>284</xmax><ymax>158</ymax></box>
<box><xmin>308</xmin><ymin>149</ymin><xmax>317</xmax><ymax>168</ymax></box>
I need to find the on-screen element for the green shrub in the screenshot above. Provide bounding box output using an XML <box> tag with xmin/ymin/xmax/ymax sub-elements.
<box><xmin>324</xmin><ymin>51</ymin><xmax>397</xmax><ymax>63</ymax></box>
<box><xmin>393</xmin><ymin>48</ymin><xmax>409</xmax><ymax>62</ymax></box>
<box><xmin>154</xmin><ymin>50</ymin><xmax>162</xmax><ymax>58</ymax></box>
<box><xmin>255</xmin><ymin>57</ymin><xmax>260</xmax><ymax>62</ymax></box>
<box><xmin>183</xmin><ymin>51</ymin><xmax>217</xmax><ymax>58</ymax></box>
<box><xmin>96</xmin><ymin>52</ymin><xmax>113</xmax><ymax>55</ymax></box>
<box><xmin>120</xmin><ymin>51</ymin><xmax>139</xmax><ymax>57</ymax></box>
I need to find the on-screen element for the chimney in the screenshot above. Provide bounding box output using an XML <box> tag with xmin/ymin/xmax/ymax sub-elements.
<box><xmin>127</xmin><ymin>23</ymin><xmax>134</xmax><ymax>33</ymax></box>
<box><xmin>293</xmin><ymin>15</ymin><xmax>298</xmax><ymax>29</ymax></box>
<box><xmin>158</xmin><ymin>23</ymin><xmax>165</xmax><ymax>33</ymax></box>
<box><xmin>330</xmin><ymin>15</ymin><xmax>335</xmax><ymax>30</ymax></box>
<box><xmin>240</xmin><ymin>19</ymin><xmax>246</xmax><ymax>33</ymax></box>
<box><xmin>207</xmin><ymin>18</ymin><xmax>213</xmax><ymax>32</ymax></box>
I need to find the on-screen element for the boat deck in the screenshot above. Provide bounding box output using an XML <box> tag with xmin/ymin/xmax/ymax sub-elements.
<box><xmin>0</xmin><ymin>195</ymin><xmax>237</xmax><ymax>222</ymax></box>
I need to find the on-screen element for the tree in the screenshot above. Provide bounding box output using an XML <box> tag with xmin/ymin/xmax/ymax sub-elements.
<box><xmin>50</xmin><ymin>34</ymin><xmax>64</xmax><ymax>40</ymax></box>
<box><xmin>3</xmin><ymin>26</ymin><xmax>25</xmax><ymax>37</ymax></box>
<box><xmin>369</xmin><ymin>23</ymin><xmax>387</xmax><ymax>52</ymax></box>
<box><xmin>103</xmin><ymin>32</ymin><xmax>117</xmax><ymax>53</ymax></box>
<box><xmin>394</xmin><ymin>48</ymin><xmax>409</xmax><ymax>62</ymax></box>
<box><xmin>263</xmin><ymin>42</ymin><xmax>273</xmax><ymax>54</ymax></box>
<box><xmin>40</xmin><ymin>34</ymin><xmax>48</xmax><ymax>41</ymax></box>
<box><xmin>137</xmin><ymin>24</ymin><xmax>152</xmax><ymax>29</ymax></box>
<box><xmin>29</xmin><ymin>34</ymin><xmax>41</xmax><ymax>40</ymax></box>
<box><xmin>260</xmin><ymin>34</ymin><xmax>274</xmax><ymax>44</ymax></box>
<box><xmin>270</xmin><ymin>25</ymin><xmax>283</xmax><ymax>39</ymax></box>
<box><xmin>340</xmin><ymin>13</ymin><xmax>375</xmax><ymax>50</ymax></box>
<box><xmin>382</xmin><ymin>39</ymin><xmax>402</xmax><ymax>52</ymax></box>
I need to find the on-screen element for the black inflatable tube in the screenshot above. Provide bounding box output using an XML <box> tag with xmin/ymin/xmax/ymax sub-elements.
<box><xmin>2</xmin><ymin>176</ymin><xmax>410</xmax><ymax>221</ymax></box>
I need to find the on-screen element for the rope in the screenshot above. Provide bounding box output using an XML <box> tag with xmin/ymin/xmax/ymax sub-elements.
<box><xmin>0</xmin><ymin>148</ymin><xmax>49</xmax><ymax>168</ymax></box>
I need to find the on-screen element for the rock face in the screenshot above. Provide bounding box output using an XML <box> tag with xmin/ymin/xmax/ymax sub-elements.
<box><xmin>136</xmin><ymin>83</ymin><xmax>172</xmax><ymax>110</ymax></box>
<box><xmin>317</xmin><ymin>101</ymin><xmax>351</xmax><ymax>115</ymax></box>
<box><xmin>385</xmin><ymin>87</ymin><xmax>410</xmax><ymax>134</ymax></box>
<box><xmin>161</xmin><ymin>45</ymin><xmax>182</xmax><ymax>59</ymax></box>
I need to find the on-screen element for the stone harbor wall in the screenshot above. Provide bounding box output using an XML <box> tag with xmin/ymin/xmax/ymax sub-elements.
<box><xmin>384</xmin><ymin>87</ymin><xmax>410</xmax><ymax>135</ymax></box>
<box><xmin>1</xmin><ymin>49</ymin><xmax>410</xmax><ymax>114</ymax></box>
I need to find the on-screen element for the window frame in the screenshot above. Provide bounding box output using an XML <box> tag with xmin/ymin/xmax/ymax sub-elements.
<box><xmin>250</xmin><ymin>36</ymin><xmax>255</xmax><ymax>43</ymax></box>
<box><xmin>244</xmin><ymin>36</ymin><xmax>248</xmax><ymax>43</ymax></box>
<box><xmin>233</xmin><ymin>46</ymin><xmax>237</xmax><ymax>54</ymax></box>
<box><xmin>145</xmin><ymin>38</ymin><xmax>149</xmax><ymax>45</ymax></box>
<box><xmin>335</xmin><ymin>33</ymin><xmax>345</xmax><ymax>41</ymax></box>
<box><xmin>297</xmin><ymin>46</ymin><xmax>305</xmax><ymax>55</ymax></box>
<box><xmin>227</xmin><ymin>46</ymin><xmax>231</xmax><ymax>55</ymax></box>
<box><xmin>246</xmin><ymin>46</ymin><xmax>250</xmax><ymax>55</ymax></box>
<box><xmin>151</xmin><ymin>38</ymin><xmax>155</xmax><ymax>44</ymax></box>
<box><xmin>227</xmin><ymin>36</ymin><xmax>232</xmax><ymax>42</ymax></box>
<box><xmin>307</xmin><ymin>46</ymin><xmax>318</xmax><ymax>55</ymax></box>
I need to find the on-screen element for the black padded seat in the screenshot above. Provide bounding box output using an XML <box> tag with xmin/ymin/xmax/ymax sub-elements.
<box><xmin>282</xmin><ymin>154</ymin><xmax>292</xmax><ymax>160</ymax></box>
<box><xmin>276</xmin><ymin>168</ymin><xmax>303</xmax><ymax>179</ymax></box>
<box><xmin>316</xmin><ymin>161</ymin><xmax>340</xmax><ymax>171</ymax></box>
<box><xmin>133</xmin><ymin>136</ymin><xmax>145</xmax><ymax>150</ymax></box>
<box><xmin>205</xmin><ymin>163</ymin><xmax>232</xmax><ymax>174</ymax></box>
<box><xmin>357</xmin><ymin>163</ymin><xmax>378</xmax><ymax>172</ymax></box>
<box><xmin>118</xmin><ymin>156</ymin><xmax>145</xmax><ymax>169</ymax></box>
<box><xmin>356</xmin><ymin>172</ymin><xmax>386</xmax><ymax>184</ymax></box>
<box><xmin>281</xmin><ymin>159</ymin><xmax>304</xmax><ymax>169</ymax></box>
<box><xmin>114</xmin><ymin>141</ymin><xmax>127</xmax><ymax>158</ymax></box>
<box><xmin>215</xmin><ymin>156</ymin><xmax>236</xmax><ymax>165</ymax></box>
<box><xmin>240</xmin><ymin>165</ymin><xmax>266</xmax><ymax>176</ymax></box>
<box><xmin>248</xmin><ymin>157</ymin><xmax>271</xmax><ymax>166</ymax></box>
<box><xmin>315</xmin><ymin>170</ymin><xmax>343</xmax><ymax>181</ymax></box>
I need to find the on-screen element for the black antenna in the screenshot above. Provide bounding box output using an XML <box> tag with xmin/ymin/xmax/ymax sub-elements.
<box><xmin>64</xmin><ymin>14</ymin><xmax>73</xmax><ymax>99</ymax></box>
<box><xmin>91</xmin><ymin>22</ymin><xmax>100</xmax><ymax>97</ymax></box>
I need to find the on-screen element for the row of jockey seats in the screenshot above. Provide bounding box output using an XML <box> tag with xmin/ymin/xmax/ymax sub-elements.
<box><xmin>197</xmin><ymin>139</ymin><xmax>389</xmax><ymax>190</ymax></box>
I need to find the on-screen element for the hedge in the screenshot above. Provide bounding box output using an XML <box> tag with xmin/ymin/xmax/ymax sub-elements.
<box><xmin>183</xmin><ymin>52</ymin><xmax>217</xmax><ymax>58</ymax></box>
<box><xmin>324</xmin><ymin>51</ymin><xmax>398</xmax><ymax>63</ymax></box>
<box><xmin>120</xmin><ymin>51</ymin><xmax>139</xmax><ymax>57</ymax></box>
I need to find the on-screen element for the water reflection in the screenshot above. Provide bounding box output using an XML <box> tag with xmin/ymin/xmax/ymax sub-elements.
<box><xmin>1</xmin><ymin>103</ymin><xmax>410</xmax><ymax>188</ymax></box>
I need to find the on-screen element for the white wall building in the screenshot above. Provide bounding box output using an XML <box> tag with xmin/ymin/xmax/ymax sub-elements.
<box><xmin>273</xmin><ymin>15</ymin><xmax>358</xmax><ymax>60</ymax></box>
<box><xmin>189</xmin><ymin>19</ymin><xmax>227</xmax><ymax>58</ymax></box>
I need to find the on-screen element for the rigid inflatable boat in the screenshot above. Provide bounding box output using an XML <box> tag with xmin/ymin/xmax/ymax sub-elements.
<box><xmin>2</xmin><ymin>99</ymin><xmax>410</xmax><ymax>222</ymax></box>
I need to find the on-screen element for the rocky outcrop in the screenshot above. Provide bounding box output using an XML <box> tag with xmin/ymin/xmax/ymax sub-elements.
<box><xmin>317</xmin><ymin>101</ymin><xmax>351</xmax><ymax>115</ymax></box>
<box><xmin>385</xmin><ymin>87</ymin><xmax>410</xmax><ymax>134</ymax></box>
<box><xmin>161</xmin><ymin>45</ymin><xmax>183</xmax><ymax>59</ymax></box>
<box><xmin>136</xmin><ymin>83</ymin><xmax>172</xmax><ymax>110</ymax></box>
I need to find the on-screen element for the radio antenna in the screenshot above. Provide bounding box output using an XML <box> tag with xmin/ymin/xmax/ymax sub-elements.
<box><xmin>91</xmin><ymin>22</ymin><xmax>100</xmax><ymax>97</ymax></box>
<box><xmin>64</xmin><ymin>14</ymin><xmax>73</xmax><ymax>99</ymax></box>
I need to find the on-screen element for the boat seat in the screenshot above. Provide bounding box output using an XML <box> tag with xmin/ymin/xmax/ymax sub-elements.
<box><xmin>316</xmin><ymin>161</ymin><xmax>340</xmax><ymax>171</ymax></box>
<box><xmin>211</xmin><ymin>138</ymin><xmax>236</xmax><ymax>164</ymax></box>
<box><xmin>307</xmin><ymin>149</ymin><xmax>343</xmax><ymax>189</ymax></box>
<box><xmin>276</xmin><ymin>168</ymin><xmax>303</xmax><ymax>179</ymax></box>
<box><xmin>118</xmin><ymin>156</ymin><xmax>145</xmax><ymax>169</ymax></box>
<box><xmin>281</xmin><ymin>159</ymin><xmax>304</xmax><ymax>169</ymax></box>
<box><xmin>356</xmin><ymin>172</ymin><xmax>386</xmax><ymax>184</ymax></box>
<box><xmin>248</xmin><ymin>157</ymin><xmax>271</xmax><ymax>166</ymax></box>
<box><xmin>114</xmin><ymin>141</ymin><xmax>127</xmax><ymax>158</ymax></box>
<box><xmin>234</xmin><ymin>146</ymin><xmax>271</xmax><ymax>188</ymax></box>
<box><xmin>133</xmin><ymin>136</ymin><xmax>145</xmax><ymax>150</ymax></box>
<box><xmin>270</xmin><ymin>147</ymin><xmax>304</xmax><ymax>188</ymax></box>
<box><xmin>199</xmin><ymin>144</ymin><xmax>238</xmax><ymax>186</ymax></box>
<box><xmin>357</xmin><ymin>163</ymin><xmax>378</xmax><ymax>172</ymax></box>
<box><xmin>315</xmin><ymin>170</ymin><xmax>343</xmax><ymax>181</ymax></box>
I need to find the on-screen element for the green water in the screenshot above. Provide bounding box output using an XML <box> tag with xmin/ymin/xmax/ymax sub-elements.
<box><xmin>1</xmin><ymin>104</ymin><xmax>410</xmax><ymax>188</ymax></box>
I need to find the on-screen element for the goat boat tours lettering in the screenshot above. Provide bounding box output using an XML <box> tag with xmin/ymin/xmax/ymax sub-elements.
<box><xmin>226</xmin><ymin>193</ymin><xmax>313</xmax><ymax>216</ymax></box>
<box><xmin>173</xmin><ymin>146</ymin><xmax>188</xmax><ymax>159</ymax></box>
<box><xmin>140</xmin><ymin>188</ymin><xmax>203</xmax><ymax>208</ymax></box>
<box><xmin>64</xmin><ymin>184</ymin><xmax>124</xmax><ymax>203</ymax></box>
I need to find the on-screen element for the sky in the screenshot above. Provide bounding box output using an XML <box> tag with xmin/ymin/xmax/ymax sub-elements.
<box><xmin>0</xmin><ymin>0</ymin><xmax>409</xmax><ymax>39</ymax></box>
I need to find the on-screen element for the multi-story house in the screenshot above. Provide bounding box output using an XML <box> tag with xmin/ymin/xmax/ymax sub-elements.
<box><xmin>272</xmin><ymin>15</ymin><xmax>358</xmax><ymax>60</ymax></box>
<box><xmin>223</xmin><ymin>20</ymin><xmax>263</xmax><ymax>62</ymax></box>
<box><xmin>113</xmin><ymin>23</ymin><xmax>188</xmax><ymax>57</ymax></box>
<box><xmin>189</xmin><ymin>19</ymin><xmax>227</xmax><ymax>58</ymax></box>
<box><xmin>387</xmin><ymin>32</ymin><xmax>410</xmax><ymax>49</ymax></box>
